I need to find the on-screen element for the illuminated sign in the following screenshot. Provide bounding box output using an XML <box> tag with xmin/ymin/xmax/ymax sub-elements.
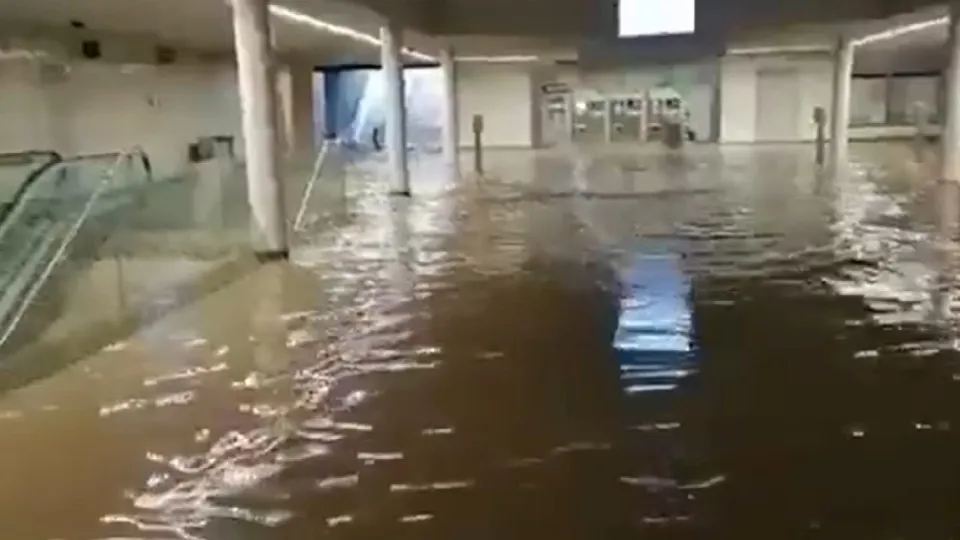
<box><xmin>618</xmin><ymin>0</ymin><xmax>696</xmax><ymax>37</ymax></box>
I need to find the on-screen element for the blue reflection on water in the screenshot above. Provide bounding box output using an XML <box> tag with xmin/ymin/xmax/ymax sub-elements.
<box><xmin>613</xmin><ymin>254</ymin><xmax>694</xmax><ymax>394</ymax></box>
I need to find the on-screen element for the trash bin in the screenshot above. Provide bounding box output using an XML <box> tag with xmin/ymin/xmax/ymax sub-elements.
<box><xmin>662</xmin><ymin>119</ymin><xmax>684</xmax><ymax>149</ymax></box>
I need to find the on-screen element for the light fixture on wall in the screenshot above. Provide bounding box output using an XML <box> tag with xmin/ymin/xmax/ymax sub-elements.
<box><xmin>725</xmin><ymin>44</ymin><xmax>833</xmax><ymax>55</ymax></box>
<box><xmin>852</xmin><ymin>16</ymin><xmax>949</xmax><ymax>47</ymax></box>
<box><xmin>267</xmin><ymin>5</ymin><xmax>436</xmax><ymax>62</ymax></box>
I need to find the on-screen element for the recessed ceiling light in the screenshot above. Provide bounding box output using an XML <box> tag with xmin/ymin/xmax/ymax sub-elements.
<box><xmin>267</xmin><ymin>5</ymin><xmax>436</xmax><ymax>62</ymax></box>
<box><xmin>853</xmin><ymin>16</ymin><xmax>949</xmax><ymax>47</ymax></box>
<box><xmin>455</xmin><ymin>55</ymin><xmax>541</xmax><ymax>63</ymax></box>
<box><xmin>725</xmin><ymin>44</ymin><xmax>832</xmax><ymax>55</ymax></box>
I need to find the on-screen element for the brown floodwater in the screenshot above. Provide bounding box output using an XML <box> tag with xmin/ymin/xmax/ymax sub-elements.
<box><xmin>2</xmin><ymin>145</ymin><xmax>960</xmax><ymax>539</ymax></box>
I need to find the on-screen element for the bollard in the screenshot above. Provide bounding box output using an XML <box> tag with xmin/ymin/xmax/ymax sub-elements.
<box><xmin>913</xmin><ymin>101</ymin><xmax>928</xmax><ymax>163</ymax></box>
<box><xmin>813</xmin><ymin>107</ymin><xmax>826</xmax><ymax>167</ymax></box>
<box><xmin>472</xmin><ymin>114</ymin><xmax>484</xmax><ymax>176</ymax></box>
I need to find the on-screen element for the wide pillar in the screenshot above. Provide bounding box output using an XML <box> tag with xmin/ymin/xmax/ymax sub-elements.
<box><xmin>380</xmin><ymin>23</ymin><xmax>411</xmax><ymax>196</ymax></box>
<box><xmin>829</xmin><ymin>36</ymin><xmax>854</xmax><ymax>177</ymax></box>
<box><xmin>276</xmin><ymin>63</ymin><xmax>317</xmax><ymax>162</ymax></box>
<box><xmin>942</xmin><ymin>4</ymin><xmax>960</xmax><ymax>182</ymax></box>
<box><xmin>440</xmin><ymin>48</ymin><xmax>460</xmax><ymax>178</ymax></box>
<box><xmin>230</xmin><ymin>0</ymin><xmax>288</xmax><ymax>259</ymax></box>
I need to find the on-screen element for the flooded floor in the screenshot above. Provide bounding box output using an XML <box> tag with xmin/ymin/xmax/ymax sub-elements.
<box><xmin>3</xmin><ymin>143</ymin><xmax>960</xmax><ymax>539</ymax></box>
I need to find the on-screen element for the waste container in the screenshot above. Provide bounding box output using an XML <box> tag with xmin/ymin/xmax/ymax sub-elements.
<box><xmin>661</xmin><ymin>97</ymin><xmax>685</xmax><ymax>150</ymax></box>
<box><xmin>662</xmin><ymin>119</ymin><xmax>684</xmax><ymax>149</ymax></box>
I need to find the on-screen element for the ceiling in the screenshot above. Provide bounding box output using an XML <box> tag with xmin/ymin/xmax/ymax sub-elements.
<box><xmin>0</xmin><ymin>0</ymin><xmax>422</xmax><ymax>64</ymax></box>
<box><xmin>351</xmin><ymin>0</ymin><xmax>947</xmax><ymax>36</ymax></box>
<box><xmin>0</xmin><ymin>0</ymin><xmax>952</xmax><ymax>72</ymax></box>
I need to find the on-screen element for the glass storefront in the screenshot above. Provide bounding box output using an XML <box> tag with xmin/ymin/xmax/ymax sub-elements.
<box><xmin>315</xmin><ymin>67</ymin><xmax>443</xmax><ymax>152</ymax></box>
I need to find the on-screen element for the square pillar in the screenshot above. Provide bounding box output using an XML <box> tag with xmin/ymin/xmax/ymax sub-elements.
<box><xmin>440</xmin><ymin>48</ymin><xmax>460</xmax><ymax>178</ymax></box>
<box><xmin>380</xmin><ymin>23</ymin><xmax>411</xmax><ymax>196</ymax></box>
<box><xmin>942</xmin><ymin>4</ymin><xmax>960</xmax><ymax>182</ymax></box>
<box><xmin>829</xmin><ymin>36</ymin><xmax>854</xmax><ymax>178</ymax></box>
<box><xmin>230</xmin><ymin>0</ymin><xmax>288</xmax><ymax>258</ymax></box>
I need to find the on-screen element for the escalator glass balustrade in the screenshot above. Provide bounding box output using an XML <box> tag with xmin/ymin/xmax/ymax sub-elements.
<box><xmin>0</xmin><ymin>151</ymin><xmax>153</xmax><ymax>355</ymax></box>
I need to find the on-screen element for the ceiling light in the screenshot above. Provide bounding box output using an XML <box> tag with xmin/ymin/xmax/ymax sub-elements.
<box><xmin>852</xmin><ymin>16</ymin><xmax>949</xmax><ymax>47</ymax></box>
<box><xmin>267</xmin><ymin>5</ymin><xmax>436</xmax><ymax>62</ymax></box>
<box><xmin>725</xmin><ymin>44</ymin><xmax>833</xmax><ymax>55</ymax></box>
<box><xmin>455</xmin><ymin>55</ymin><xmax>541</xmax><ymax>63</ymax></box>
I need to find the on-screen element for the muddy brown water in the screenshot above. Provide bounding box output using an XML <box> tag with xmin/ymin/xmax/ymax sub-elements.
<box><xmin>2</xmin><ymin>146</ymin><xmax>960</xmax><ymax>539</ymax></box>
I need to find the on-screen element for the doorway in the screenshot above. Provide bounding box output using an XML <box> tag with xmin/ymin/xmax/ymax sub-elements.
<box><xmin>755</xmin><ymin>69</ymin><xmax>801</xmax><ymax>142</ymax></box>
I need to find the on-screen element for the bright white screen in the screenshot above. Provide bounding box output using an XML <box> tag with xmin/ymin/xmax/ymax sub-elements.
<box><xmin>618</xmin><ymin>0</ymin><xmax>695</xmax><ymax>37</ymax></box>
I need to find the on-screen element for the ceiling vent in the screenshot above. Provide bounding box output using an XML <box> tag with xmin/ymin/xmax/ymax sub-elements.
<box><xmin>81</xmin><ymin>39</ymin><xmax>101</xmax><ymax>59</ymax></box>
<box><xmin>155</xmin><ymin>45</ymin><xmax>176</xmax><ymax>65</ymax></box>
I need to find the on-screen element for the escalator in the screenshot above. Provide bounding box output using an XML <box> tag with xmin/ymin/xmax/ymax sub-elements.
<box><xmin>0</xmin><ymin>149</ymin><xmax>154</xmax><ymax>356</ymax></box>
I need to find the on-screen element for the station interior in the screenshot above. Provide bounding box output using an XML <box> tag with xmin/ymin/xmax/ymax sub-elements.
<box><xmin>3</xmin><ymin>0</ymin><xmax>960</xmax><ymax>538</ymax></box>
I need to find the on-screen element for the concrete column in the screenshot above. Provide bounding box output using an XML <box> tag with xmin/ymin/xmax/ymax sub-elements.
<box><xmin>380</xmin><ymin>23</ymin><xmax>410</xmax><ymax>196</ymax></box>
<box><xmin>440</xmin><ymin>48</ymin><xmax>459</xmax><ymax>177</ymax></box>
<box><xmin>276</xmin><ymin>63</ymin><xmax>317</xmax><ymax>161</ymax></box>
<box><xmin>941</xmin><ymin>4</ymin><xmax>960</xmax><ymax>181</ymax></box>
<box><xmin>829</xmin><ymin>36</ymin><xmax>854</xmax><ymax>177</ymax></box>
<box><xmin>230</xmin><ymin>0</ymin><xmax>288</xmax><ymax>258</ymax></box>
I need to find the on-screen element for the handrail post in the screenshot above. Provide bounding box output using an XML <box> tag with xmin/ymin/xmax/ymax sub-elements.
<box><xmin>813</xmin><ymin>106</ymin><xmax>826</xmax><ymax>167</ymax></box>
<box><xmin>472</xmin><ymin>114</ymin><xmax>484</xmax><ymax>176</ymax></box>
<box><xmin>293</xmin><ymin>140</ymin><xmax>330</xmax><ymax>231</ymax></box>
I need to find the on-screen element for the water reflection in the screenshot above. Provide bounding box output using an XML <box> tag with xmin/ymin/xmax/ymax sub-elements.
<box><xmin>2</xmin><ymin>146</ymin><xmax>960</xmax><ymax>538</ymax></box>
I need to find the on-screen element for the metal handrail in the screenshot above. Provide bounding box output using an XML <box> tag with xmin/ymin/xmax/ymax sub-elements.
<box><xmin>0</xmin><ymin>146</ymin><xmax>150</xmax><ymax>351</ymax></box>
<box><xmin>0</xmin><ymin>150</ymin><xmax>62</xmax><ymax>167</ymax></box>
<box><xmin>63</xmin><ymin>151</ymin><xmax>154</xmax><ymax>181</ymax></box>
<box><xmin>0</xmin><ymin>150</ymin><xmax>154</xmax><ymax>246</ymax></box>
<box><xmin>294</xmin><ymin>140</ymin><xmax>331</xmax><ymax>231</ymax></box>
<box><xmin>0</xmin><ymin>151</ymin><xmax>64</xmax><ymax>226</ymax></box>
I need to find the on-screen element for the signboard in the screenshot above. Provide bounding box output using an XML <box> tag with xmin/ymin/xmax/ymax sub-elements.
<box><xmin>541</xmin><ymin>82</ymin><xmax>571</xmax><ymax>95</ymax></box>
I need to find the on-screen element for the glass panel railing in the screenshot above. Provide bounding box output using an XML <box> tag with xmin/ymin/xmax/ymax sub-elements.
<box><xmin>0</xmin><ymin>149</ymin><xmax>153</xmax><ymax>357</ymax></box>
<box><xmin>0</xmin><ymin>141</ymin><xmax>359</xmax><ymax>381</ymax></box>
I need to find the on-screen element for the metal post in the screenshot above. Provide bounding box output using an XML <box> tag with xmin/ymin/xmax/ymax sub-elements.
<box><xmin>829</xmin><ymin>36</ymin><xmax>854</xmax><ymax>178</ymax></box>
<box><xmin>639</xmin><ymin>90</ymin><xmax>650</xmax><ymax>142</ymax></box>
<box><xmin>914</xmin><ymin>101</ymin><xmax>929</xmax><ymax>163</ymax></box>
<box><xmin>472</xmin><ymin>114</ymin><xmax>484</xmax><ymax>175</ymax></box>
<box><xmin>603</xmin><ymin>99</ymin><xmax>613</xmax><ymax>143</ymax></box>
<box><xmin>440</xmin><ymin>47</ymin><xmax>459</xmax><ymax>178</ymax></box>
<box><xmin>813</xmin><ymin>106</ymin><xmax>827</xmax><ymax>166</ymax></box>
<box><xmin>942</xmin><ymin>4</ymin><xmax>960</xmax><ymax>182</ymax></box>
<box><xmin>380</xmin><ymin>23</ymin><xmax>410</xmax><ymax>196</ymax></box>
<box><xmin>230</xmin><ymin>0</ymin><xmax>287</xmax><ymax>259</ymax></box>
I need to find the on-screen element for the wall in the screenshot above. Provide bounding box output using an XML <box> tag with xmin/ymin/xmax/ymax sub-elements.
<box><xmin>542</xmin><ymin>62</ymin><xmax>718</xmax><ymax>141</ymax></box>
<box><xmin>849</xmin><ymin>124</ymin><xmax>941</xmax><ymax>139</ymax></box>
<box><xmin>456</xmin><ymin>63</ymin><xmax>537</xmax><ymax>148</ymax></box>
<box><xmin>718</xmin><ymin>52</ymin><xmax>833</xmax><ymax>143</ymax></box>
<box><xmin>0</xmin><ymin>24</ymin><xmax>256</xmax><ymax>179</ymax></box>
<box><xmin>848</xmin><ymin>74</ymin><xmax>942</xmax><ymax>140</ymax></box>
<box><xmin>0</xmin><ymin>57</ymin><xmax>243</xmax><ymax>179</ymax></box>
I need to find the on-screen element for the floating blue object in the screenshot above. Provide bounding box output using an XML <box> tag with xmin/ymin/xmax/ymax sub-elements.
<box><xmin>613</xmin><ymin>254</ymin><xmax>693</xmax><ymax>392</ymax></box>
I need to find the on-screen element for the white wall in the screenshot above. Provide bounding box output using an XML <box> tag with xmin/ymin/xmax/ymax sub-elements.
<box><xmin>0</xmin><ymin>58</ymin><xmax>242</xmax><ymax>178</ymax></box>
<box><xmin>849</xmin><ymin>124</ymin><xmax>941</xmax><ymax>139</ymax></box>
<box><xmin>719</xmin><ymin>53</ymin><xmax>833</xmax><ymax>143</ymax></box>
<box><xmin>456</xmin><ymin>63</ymin><xmax>536</xmax><ymax>148</ymax></box>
